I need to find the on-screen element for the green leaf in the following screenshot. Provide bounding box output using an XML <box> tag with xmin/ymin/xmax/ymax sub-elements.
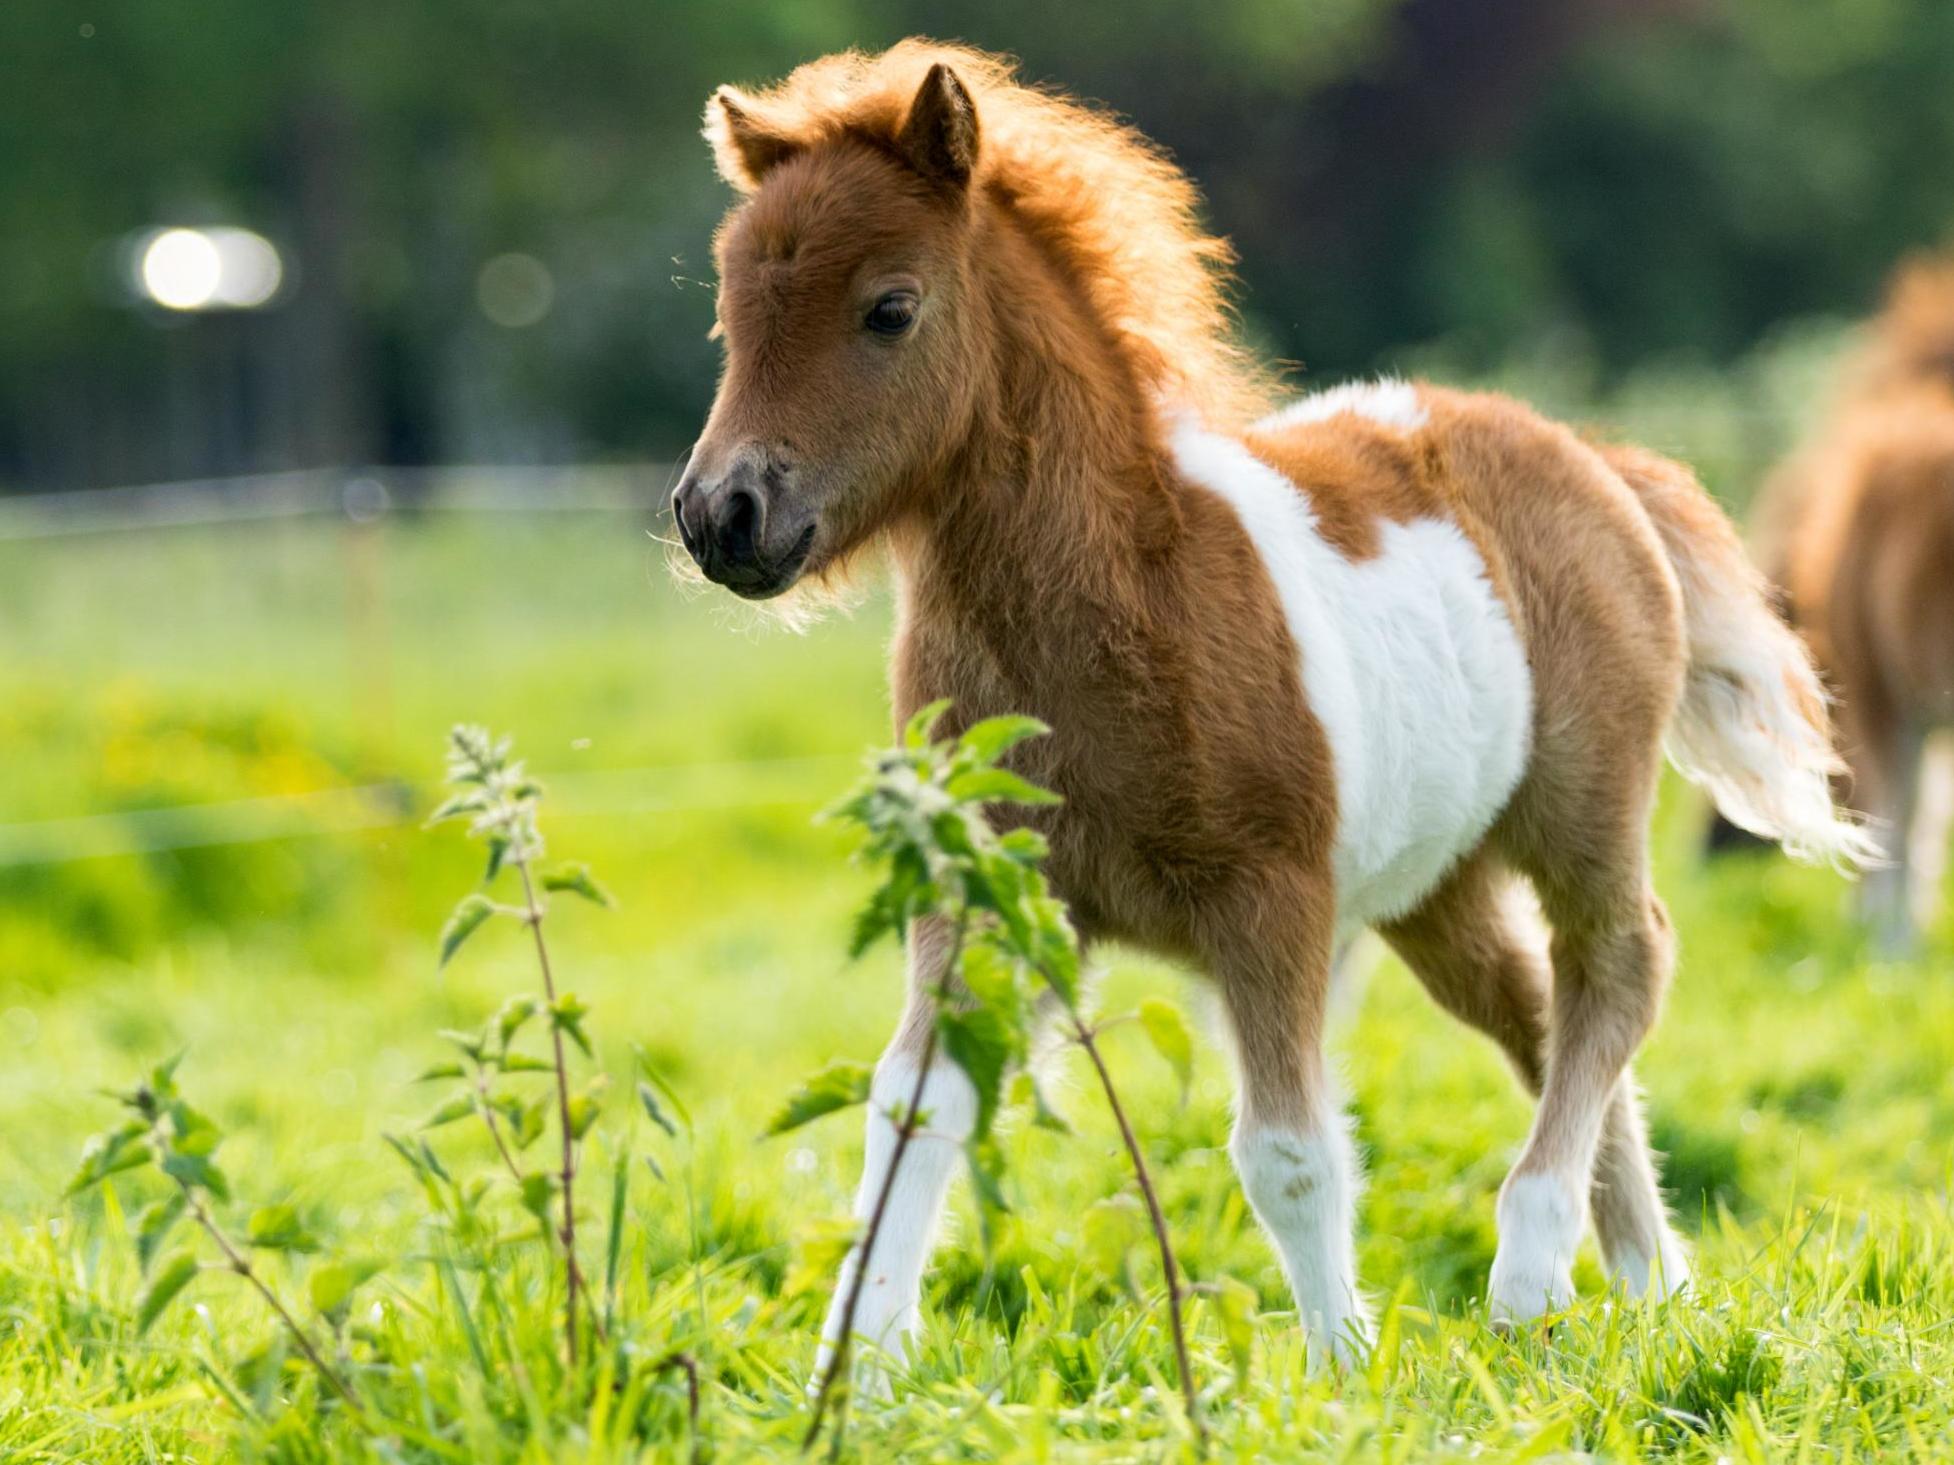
<box><xmin>549</xmin><ymin>994</ymin><xmax>592</xmax><ymax>1057</ymax></box>
<box><xmin>493</xmin><ymin>996</ymin><xmax>540</xmax><ymax>1050</ymax></box>
<box><xmin>567</xmin><ymin>1077</ymin><xmax>609</xmax><ymax>1140</ymax></box>
<box><xmin>159</xmin><ymin>1149</ymin><xmax>230</xmax><ymax>1203</ymax></box>
<box><xmin>484</xmin><ymin>833</ymin><xmax>511</xmax><ymax>883</ymax></box>
<box><xmin>633</xmin><ymin>1049</ymin><xmax>691</xmax><ymax>1133</ymax></box>
<box><xmin>309</xmin><ymin>1257</ymin><xmax>385</xmax><ymax>1322</ymax></box>
<box><xmin>246</xmin><ymin>1204</ymin><xmax>320</xmax><ymax>1252</ymax></box>
<box><xmin>438</xmin><ymin>894</ymin><xmax>495</xmax><ymax>969</ymax></box>
<box><xmin>419</xmin><ymin>1095</ymin><xmax>476</xmax><ymax>1130</ymax></box>
<box><xmin>763</xmin><ymin>1061</ymin><xmax>873</xmax><ymax>1137</ymax></box>
<box><xmin>958</xmin><ymin>941</ymin><xmax>1027</xmax><ymax>1016</ymax></box>
<box><xmin>938</xmin><ymin>1008</ymin><xmax>1016</xmax><ymax>1144</ymax></box>
<box><xmin>605</xmin><ymin>1151</ymin><xmax>629</xmax><ymax>1310</ymax></box>
<box><xmin>541</xmin><ymin>862</ymin><xmax>614</xmax><ymax>908</ymax></box>
<box><xmin>439</xmin><ymin>1027</ymin><xmax>488</xmax><ymax>1061</ymax></box>
<box><xmin>956</xmin><ymin>715</ymin><xmax>1050</xmax><ymax>766</ymax></box>
<box><xmin>133</xmin><ymin>1194</ymin><xmax>187</xmax><ymax>1272</ymax></box>
<box><xmin>998</xmin><ymin>826</ymin><xmax>1051</xmax><ymax>864</ymax></box>
<box><xmin>499</xmin><ymin>1053</ymin><xmax>553</xmax><ymax>1074</ymax></box>
<box><xmin>414</xmin><ymin>1062</ymin><xmax>467</xmax><ymax>1083</ymax></box>
<box><xmin>1137</xmin><ymin>997</ymin><xmax>1196</xmax><ymax>1099</ymax></box>
<box><xmin>148</xmin><ymin>1052</ymin><xmax>187</xmax><ymax>1101</ymax></box>
<box><xmin>636</xmin><ymin>1081</ymin><xmax>678</xmax><ymax>1138</ymax></box>
<box><xmin>847</xmin><ymin>881</ymin><xmax>905</xmax><ymax>959</ymax></box>
<box><xmin>165</xmin><ymin>1099</ymin><xmax>223</xmax><ymax>1157</ymax></box>
<box><xmin>945</xmin><ymin>768</ymin><xmax>1062</xmax><ymax>807</ymax></box>
<box><xmin>902</xmin><ymin>698</ymin><xmax>953</xmax><ymax>748</ymax></box>
<box><xmin>424</xmin><ymin>792</ymin><xmax>489</xmax><ymax>827</ymax></box>
<box><xmin>518</xmin><ymin>1172</ymin><xmax>558</xmax><ymax>1226</ymax></box>
<box><xmin>1031</xmin><ymin>898</ymin><xmax>1082</xmax><ymax>1007</ymax></box>
<box><xmin>417</xmin><ymin>1139</ymin><xmax>450</xmax><ymax>1183</ymax></box>
<box><xmin>381</xmin><ymin>1132</ymin><xmax>426</xmax><ymax>1178</ymax></box>
<box><xmin>514</xmin><ymin>1097</ymin><xmax>548</xmax><ymax>1149</ymax></box>
<box><xmin>68</xmin><ymin>1121</ymin><xmax>153</xmax><ymax>1195</ymax></box>
<box><xmin>136</xmin><ymin>1251</ymin><xmax>201</xmax><ymax>1334</ymax></box>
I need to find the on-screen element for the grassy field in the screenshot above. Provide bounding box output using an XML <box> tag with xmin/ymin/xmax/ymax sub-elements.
<box><xmin>2</xmin><ymin>500</ymin><xmax>1951</xmax><ymax>1462</ymax></box>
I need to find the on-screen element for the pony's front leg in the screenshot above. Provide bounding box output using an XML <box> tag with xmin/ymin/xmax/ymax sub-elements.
<box><xmin>813</xmin><ymin>917</ymin><xmax>975</xmax><ymax>1394</ymax></box>
<box><xmin>1211</xmin><ymin>877</ymin><xmax>1371</xmax><ymax>1373</ymax></box>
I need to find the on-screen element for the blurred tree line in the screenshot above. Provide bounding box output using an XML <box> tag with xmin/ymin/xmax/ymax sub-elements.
<box><xmin>2</xmin><ymin>0</ymin><xmax>1951</xmax><ymax>490</ymax></box>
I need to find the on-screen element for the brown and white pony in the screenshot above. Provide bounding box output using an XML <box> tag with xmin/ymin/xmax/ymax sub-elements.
<box><xmin>671</xmin><ymin>42</ymin><xmax>1873</xmax><ymax>1377</ymax></box>
<box><xmin>1749</xmin><ymin>256</ymin><xmax>1954</xmax><ymax>949</ymax></box>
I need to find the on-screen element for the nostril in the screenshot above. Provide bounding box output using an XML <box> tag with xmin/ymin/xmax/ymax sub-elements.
<box><xmin>671</xmin><ymin>482</ymin><xmax>701</xmax><ymax>558</ymax></box>
<box><xmin>719</xmin><ymin>484</ymin><xmax>761</xmax><ymax>564</ymax></box>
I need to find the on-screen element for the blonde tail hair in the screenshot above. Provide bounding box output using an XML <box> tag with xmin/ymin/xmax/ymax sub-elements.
<box><xmin>1595</xmin><ymin>440</ymin><xmax>1881</xmax><ymax>869</ymax></box>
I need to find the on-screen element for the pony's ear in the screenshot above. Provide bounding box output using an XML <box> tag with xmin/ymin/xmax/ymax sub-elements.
<box><xmin>705</xmin><ymin>87</ymin><xmax>800</xmax><ymax>192</ymax></box>
<box><xmin>897</xmin><ymin>63</ymin><xmax>979</xmax><ymax>189</ymax></box>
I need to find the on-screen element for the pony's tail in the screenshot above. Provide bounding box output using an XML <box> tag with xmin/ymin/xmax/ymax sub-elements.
<box><xmin>1593</xmin><ymin>440</ymin><xmax>1883</xmax><ymax>870</ymax></box>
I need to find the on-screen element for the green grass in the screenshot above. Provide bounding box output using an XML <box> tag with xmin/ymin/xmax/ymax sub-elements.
<box><xmin>2</xmin><ymin>508</ymin><xmax>1951</xmax><ymax>1461</ymax></box>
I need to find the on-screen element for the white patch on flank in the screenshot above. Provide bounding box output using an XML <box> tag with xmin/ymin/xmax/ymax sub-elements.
<box><xmin>813</xmin><ymin>1055</ymin><xmax>975</xmax><ymax>1393</ymax></box>
<box><xmin>1256</xmin><ymin>377</ymin><xmax>1430</xmax><ymax>434</ymax></box>
<box><xmin>1232</xmin><ymin>1120</ymin><xmax>1370</xmax><ymax>1370</ymax></box>
<box><xmin>1489</xmin><ymin>1172</ymin><xmax>1582</xmax><ymax>1322</ymax></box>
<box><xmin>1169</xmin><ymin>420</ymin><xmax>1533</xmax><ymax>931</ymax></box>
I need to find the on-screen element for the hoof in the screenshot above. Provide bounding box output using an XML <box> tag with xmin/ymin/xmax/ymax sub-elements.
<box><xmin>1487</xmin><ymin>1253</ymin><xmax>1575</xmax><ymax>1329</ymax></box>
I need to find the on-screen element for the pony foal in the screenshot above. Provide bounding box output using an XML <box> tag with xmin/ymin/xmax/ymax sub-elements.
<box><xmin>672</xmin><ymin>42</ymin><xmax>1873</xmax><ymax>1375</ymax></box>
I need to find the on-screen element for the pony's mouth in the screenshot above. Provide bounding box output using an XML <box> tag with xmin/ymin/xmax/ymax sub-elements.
<box><xmin>704</xmin><ymin>521</ymin><xmax>818</xmax><ymax>600</ymax></box>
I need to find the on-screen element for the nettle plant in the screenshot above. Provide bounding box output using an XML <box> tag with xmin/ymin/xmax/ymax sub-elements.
<box><xmin>413</xmin><ymin>723</ymin><xmax>623</xmax><ymax>1366</ymax></box>
<box><xmin>406</xmin><ymin>726</ymin><xmax>692</xmax><ymax>1398</ymax></box>
<box><xmin>774</xmin><ymin>703</ymin><xmax>1209</xmax><ymax>1451</ymax></box>
<box><xmin>69</xmin><ymin>1054</ymin><xmax>369</xmax><ymax>1417</ymax></box>
<box><xmin>70</xmin><ymin>726</ymin><xmax>693</xmax><ymax>1443</ymax></box>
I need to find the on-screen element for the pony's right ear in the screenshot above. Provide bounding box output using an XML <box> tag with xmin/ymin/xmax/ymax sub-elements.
<box><xmin>898</xmin><ymin>63</ymin><xmax>979</xmax><ymax>189</ymax></box>
<box><xmin>704</xmin><ymin>87</ymin><xmax>800</xmax><ymax>192</ymax></box>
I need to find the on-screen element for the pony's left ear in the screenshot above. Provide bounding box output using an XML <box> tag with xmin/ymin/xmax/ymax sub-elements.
<box><xmin>705</xmin><ymin>86</ymin><xmax>801</xmax><ymax>192</ymax></box>
<box><xmin>898</xmin><ymin>63</ymin><xmax>979</xmax><ymax>189</ymax></box>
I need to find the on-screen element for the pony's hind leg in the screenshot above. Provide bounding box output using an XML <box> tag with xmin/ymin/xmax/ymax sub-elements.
<box><xmin>1379</xmin><ymin>854</ymin><xmax>1689</xmax><ymax>1300</ymax></box>
<box><xmin>814</xmin><ymin>916</ymin><xmax>976</xmax><ymax>1392</ymax></box>
<box><xmin>1207</xmin><ymin>874</ymin><xmax>1370</xmax><ymax>1370</ymax></box>
<box><xmin>1485</xmin><ymin>831</ymin><xmax>1676</xmax><ymax>1324</ymax></box>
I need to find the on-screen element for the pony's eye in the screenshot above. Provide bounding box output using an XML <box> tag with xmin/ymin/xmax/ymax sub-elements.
<box><xmin>865</xmin><ymin>292</ymin><xmax>918</xmax><ymax>336</ymax></box>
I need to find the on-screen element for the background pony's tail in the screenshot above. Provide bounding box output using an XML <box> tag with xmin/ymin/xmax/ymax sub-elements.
<box><xmin>1593</xmin><ymin>439</ymin><xmax>1882</xmax><ymax>870</ymax></box>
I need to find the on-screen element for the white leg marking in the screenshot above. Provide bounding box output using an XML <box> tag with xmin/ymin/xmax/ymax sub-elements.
<box><xmin>1233</xmin><ymin>1120</ymin><xmax>1370</xmax><ymax>1370</ymax></box>
<box><xmin>1608</xmin><ymin>1223</ymin><xmax>1692</xmax><ymax>1301</ymax></box>
<box><xmin>1489</xmin><ymin>1172</ymin><xmax>1583</xmax><ymax>1323</ymax></box>
<box><xmin>813</xmin><ymin>1054</ymin><xmax>975</xmax><ymax>1393</ymax></box>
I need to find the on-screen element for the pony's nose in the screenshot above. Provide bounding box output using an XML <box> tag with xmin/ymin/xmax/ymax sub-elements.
<box><xmin>712</xmin><ymin>479</ymin><xmax>765</xmax><ymax>572</ymax></box>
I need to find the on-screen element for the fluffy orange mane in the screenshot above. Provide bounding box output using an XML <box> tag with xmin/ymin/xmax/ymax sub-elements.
<box><xmin>707</xmin><ymin>39</ymin><xmax>1277</xmax><ymax>426</ymax></box>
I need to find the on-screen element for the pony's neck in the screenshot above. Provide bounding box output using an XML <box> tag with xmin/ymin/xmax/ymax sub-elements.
<box><xmin>894</xmin><ymin>223</ymin><xmax>1180</xmax><ymax>642</ymax></box>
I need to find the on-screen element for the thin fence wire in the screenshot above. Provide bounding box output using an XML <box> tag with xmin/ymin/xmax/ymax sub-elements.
<box><xmin>0</xmin><ymin>463</ymin><xmax>674</xmax><ymax>540</ymax></box>
<box><xmin>0</xmin><ymin>756</ymin><xmax>861</xmax><ymax>868</ymax></box>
